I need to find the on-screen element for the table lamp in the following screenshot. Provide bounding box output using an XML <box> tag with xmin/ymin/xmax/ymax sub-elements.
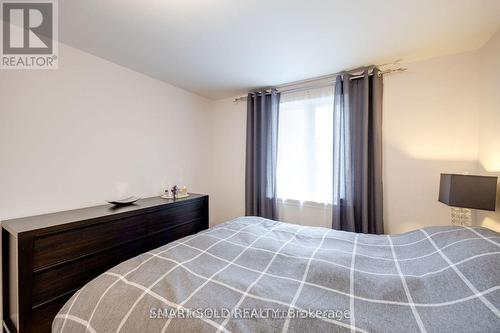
<box><xmin>438</xmin><ymin>174</ymin><xmax>498</xmax><ymax>225</ymax></box>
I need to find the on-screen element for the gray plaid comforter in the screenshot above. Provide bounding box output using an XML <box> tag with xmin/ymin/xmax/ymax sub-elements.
<box><xmin>53</xmin><ymin>217</ymin><xmax>500</xmax><ymax>333</ymax></box>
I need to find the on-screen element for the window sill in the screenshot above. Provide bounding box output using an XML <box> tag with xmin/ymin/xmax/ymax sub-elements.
<box><xmin>277</xmin><ymin>198</ymin><xmax>333</xmax><ymax>209</ymax></box>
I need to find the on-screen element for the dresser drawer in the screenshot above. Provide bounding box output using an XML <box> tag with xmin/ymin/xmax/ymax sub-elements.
<box><xmin>32</xmin><ymin>236</ymin><xmax>147</xmax><ymax>305</ymax></box>
<box><xmin>31</xmin><ymin>217</ymin><xmax>206</xmax><ymax>306</ymax></box>
<box><xmin>32</xmin><ymin>200</ymin><xmax>204</xmax><ymax>270</ymax></box>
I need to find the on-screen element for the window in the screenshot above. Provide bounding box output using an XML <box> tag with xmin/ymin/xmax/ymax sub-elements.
<box><xmin>276</xmin><ymin>86</ymin><xmax>334</xmax><ymax>204</ymax></box>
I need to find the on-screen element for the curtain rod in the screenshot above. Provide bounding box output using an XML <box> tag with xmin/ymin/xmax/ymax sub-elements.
<box><xmin>233</xmin><ymin>64</ymin><xmax>406</xmax><ymax>103</ymax></box>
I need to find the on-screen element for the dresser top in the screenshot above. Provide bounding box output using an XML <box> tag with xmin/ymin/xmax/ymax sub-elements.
<box><xmin>1</xmin><ymin>193</ymin><xmax>207</xmax><ymax>236</ymax></box>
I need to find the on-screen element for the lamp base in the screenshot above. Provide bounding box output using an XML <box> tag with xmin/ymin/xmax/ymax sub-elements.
<box><xmin>450</xmin><ymin>207</ymin><xmax>472</xmax><ymax>226</ymax></box>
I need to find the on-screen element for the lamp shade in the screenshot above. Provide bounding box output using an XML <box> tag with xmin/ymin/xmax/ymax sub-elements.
<box><xmin>439</xmin><ymin>174</ymin><xmax>498</xmax><ymax>211</ymax></box>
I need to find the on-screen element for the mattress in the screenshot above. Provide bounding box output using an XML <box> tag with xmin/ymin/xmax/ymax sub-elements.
<box><xmin>53</xmin><ymin>217</ymin><xmax>500</xmax><ymax>332</ymax></box>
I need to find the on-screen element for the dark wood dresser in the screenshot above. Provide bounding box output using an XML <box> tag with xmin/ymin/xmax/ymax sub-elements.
<box><xmin>2</xmin><ymin>194</ymin><xmax>208</xmax><ymax>333</ymax></box>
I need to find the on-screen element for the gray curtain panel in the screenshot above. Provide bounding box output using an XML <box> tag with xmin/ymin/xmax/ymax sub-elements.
<box><xmin>332</xmin><ymin>68</ymin><xmax>384</xmax><ymax>234</ymax></box>
<box><xmin>245</xmin><ymin>90</ymin><xmax>280</xmax><ymax>219</ymax></box>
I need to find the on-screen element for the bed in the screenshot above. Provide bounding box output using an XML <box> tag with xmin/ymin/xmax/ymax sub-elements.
<box><xmin>53</xmin><ymin>217</ymin><xmax>500</xmax><ymax>333</ymax></box>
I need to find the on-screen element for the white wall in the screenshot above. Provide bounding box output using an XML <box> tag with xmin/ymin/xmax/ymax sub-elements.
<box><xmin>209</xmin><ymin>98</ymin><xmax>246</xmax><ymax>225</ymax></box>
<box><xmin>383</xmin><ymin>52</ymin><xmax>480</xmax><ymax>234</ymax></box>
<box><xmin>210</xmin><ymin>49</ymin><xmax>497</xmax><ymax>234</ymax></box>
<box><xmin>477</xmin><ymin>30</ymin><xmax>500</xmax><ymax>232</ymax></box>
<box><xmin>0</xmin><ymin>43</ymin><xmax>213</xmax><ymax>220</ymax></box>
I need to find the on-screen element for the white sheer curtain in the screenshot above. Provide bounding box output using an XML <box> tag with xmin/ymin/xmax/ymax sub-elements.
<box><xmin>276</xmin><ymin>86</ymin><xmax>334</xmax><ymax>228</ymax></box>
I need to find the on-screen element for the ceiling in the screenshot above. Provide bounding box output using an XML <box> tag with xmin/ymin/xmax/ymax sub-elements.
<box><xmin>59</xmin><ymin>0</ymin><xmax>500</xmax><ymax>100</ymax></box>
